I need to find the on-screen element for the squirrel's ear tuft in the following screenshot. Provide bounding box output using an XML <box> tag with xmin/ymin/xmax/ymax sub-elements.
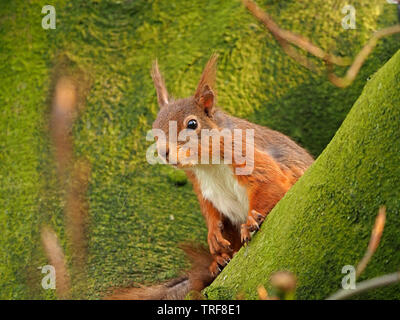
<box><xmin>195</xmin><ymin>54</ymin><xmax>218</xmax><ymax>115</ymax></box>
<box><xmin>151</xmin><ymin>59</ymin><xmax>169</xmax><ymax>108</ymax></box>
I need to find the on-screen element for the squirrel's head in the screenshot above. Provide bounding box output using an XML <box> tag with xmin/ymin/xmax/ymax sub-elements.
<box><xmin>151</xmin><ymin>54</ymin><xmax>220</xmax><ymax>168</ymax></box>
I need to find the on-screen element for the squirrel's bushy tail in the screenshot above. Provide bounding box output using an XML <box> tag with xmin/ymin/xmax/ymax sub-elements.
<box><xmin>104</xmin><ymin>244</ymin><xmax>215</xmax><ymax>300</ymax></box>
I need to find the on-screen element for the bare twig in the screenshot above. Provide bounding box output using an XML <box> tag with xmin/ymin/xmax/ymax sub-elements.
<box><xmin>242</xmin><ymin>0</ymin><xmax>350</xmax><ymax>67</ymax></box>
<box><xmin>327</xmin><ymin>26</ymin><xmax>400</xmax><ymax>88</ymax></box>
<box><xmin>46</xmin><ymin>70</ymin><xmax>91</xmax><ymax>299</ymax></box>
<box><xmin>41</xmin><ymin>227</ymin><xmax>71</xmax><ymax>299</ymax></box>
<box><xmin>50</xmin><ymin>77</ymin><xmax>78</xmax><ymax>180</ymax></box>
<box><xmin>326</xmin><ymin>272</ymin><xmax>400</xmax><ymax>300</ymax></box>
<box><xmin>51</xmin><ymin>76</ymin><xmax>90</xmax><ymax>272</ymax></box>
<box><xmin>243</xmin><ymin>0</ymin><xmax>400</xmax><ymax>88</ymax></box>
<box><xmin>257</xmin><ymin>285</ymin><xmax>269</xmax><ymax>300</ymax></box>
<box><xmin>326</xmin><ymin>206</ymin><xmax>390</xmax><ymax>300</ymax></box>
<box><xmin>65</xmin><ymin>159</ymin><xmax>90</xmax><ymax>278</ymax></box>
<box><xmin>356</xmin><ymin>206</ymin><xmax>386</xmax><ymax>278</ymax></box>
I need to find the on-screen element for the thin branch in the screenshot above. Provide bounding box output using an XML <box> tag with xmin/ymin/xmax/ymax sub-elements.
<box><xmin>50</xmin><ymin>76</ymin><xmax>77</xmax><ymax>180</ymax></box>
<box><xmin>328</xmin><ymin>25</ymin><xmax>400</xmax><ymax>88</ymax></box>
<box><xmin>326</xmin><ymin>206</ymin><xmax>389</xmax><ymax>300</ymax></box>
<box><xmin>41</xmin><ymin>227</ymin><xmax>71</xmax><ymax>299</ymax></box>
<box><xmin>51</xmin><ymin>76</ymin><xmax>89</xmax><ymax>274</ymax></box>
<box><xmin>356</xmin><ymin>206</ymin><xmax>386</xmax><ymax>278</ymax></box>
<box><xmin>47</xmin><ymin>70</ymin><xmax>91</xmax><ymax>299</ymax></box>
<box><xmin>242</xmin><ymin>0</ymin><xmax>350</xmax><ymax>67</ymax></box>
<box><xmin>257</xmin><ymin>285</ymin><xmax>269</xmax><ymax>300</ymax></box>
<box><xmin>64</xmin><ymin>159</ymin><xmax>90</xmax><ymax>278</ymax></box>
<box><xmin>326</xmin><ymin>272</ymin><xmax>400</xmax><ymax>300</ymax></box>
<box><xmin>243</xmin><ymin>0</ymin><xmax>400</xmax><ymax>88</ymax></box>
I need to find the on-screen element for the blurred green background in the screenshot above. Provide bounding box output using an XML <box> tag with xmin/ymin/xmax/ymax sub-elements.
<box><xmin>0</xmin><ymin>0</ymin><xmax>399</xmax><ymax>299</ymax></box>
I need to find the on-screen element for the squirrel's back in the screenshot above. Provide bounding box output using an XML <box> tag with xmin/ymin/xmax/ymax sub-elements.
<box><xmin>214</xmin><ymin>109</ymin><xmax>314</xmax><ymax>175</ymax></box>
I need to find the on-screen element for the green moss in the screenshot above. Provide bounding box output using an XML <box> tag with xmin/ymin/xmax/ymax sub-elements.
<box><xmin>167</xmin><ymin>170</ymin><xmax>188</xmax><ymax>186</ymax></box>
<box><xmin>0</xmin><ymin>0</ymin><xmax>55</xmax><ymax>299</ymax></box>
<box><xmin>205</xmin><ymin>49</ymin><xmax>400</xmax><ymax>300</ymax></box>
<box><xmin>1</xmin><ymin>0</ymin><xmax>399</xmax><ymax>299</ymax></box>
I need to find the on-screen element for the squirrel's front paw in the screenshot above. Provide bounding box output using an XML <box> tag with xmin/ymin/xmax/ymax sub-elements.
<box><xmin>207</xmin><ymin>221</ymin><xmax>233</xmax><ymax>276</ymax></box>
<box><xmin>207</xmin><ymin>221</ymin><xmax>232</xmax><ymax>256</ymax></box>
<box><xmin>241</xmin><ymin>210</ymin><xmax>266</xmax><ymax>244</ymax></box>
<box><xmin>209</xmin><ymin>252</ymin><xmax>232</xmax><ymax>276</ymax></box>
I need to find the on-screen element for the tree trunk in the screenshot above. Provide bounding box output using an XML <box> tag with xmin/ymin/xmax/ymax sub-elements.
<box><xmin>204</xmin><ymin>49</ymin><xmax>400</xmax><ymax>300</ymax></box>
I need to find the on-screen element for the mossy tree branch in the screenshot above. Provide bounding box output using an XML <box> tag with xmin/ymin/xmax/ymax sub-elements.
<box><xmin>205</xmin><ymin>50</ymin><xmax>400</xmax><ymax>300</ymax></box>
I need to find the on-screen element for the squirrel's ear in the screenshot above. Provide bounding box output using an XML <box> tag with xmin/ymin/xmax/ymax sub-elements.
<box><xmin>151</xmin><ymin>59</ymin><xmax>169</xmax><ymax>108</ymax></box>
<box><xmin>196</xmin><ymin>85</ymin><xmax>215</xmax><ymax>115</ymax></box>
<box><xmin>195</xmin><ymin>53</ymin><xmax>218</xmax><ymax>115</ymax></box>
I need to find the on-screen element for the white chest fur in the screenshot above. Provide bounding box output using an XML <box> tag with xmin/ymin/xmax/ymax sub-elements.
<box><xmin>192</xmin><ymin>164</ymin><xmax>249</xmax><ymax>225</ymax></box>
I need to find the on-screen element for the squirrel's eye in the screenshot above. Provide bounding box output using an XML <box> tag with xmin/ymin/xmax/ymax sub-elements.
<box><xmin>187</xmin><ymin>119</ymin><xmax>198</xmax><ymax>130</ymax></box>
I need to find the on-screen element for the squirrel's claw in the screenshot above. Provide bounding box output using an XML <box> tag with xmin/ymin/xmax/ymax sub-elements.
<box><xmin>208</xmin><ymin>223</ymin><xmax>232</xmax><ymax>255</ymax></box>
<box><xmin>209</xmin><ymin>258</ymin><xmax>227</xmax><ymax>276</ymax></box>
<box><xmin>209</xmin><ymin>252</ymin><xmax>232</xmax><ymax>276</ymax></box>
<box><xmin>251</xmin><ymin>210</ymin><xmax>266</xmax><ymax>226</ymax></box>
<box><xmin>209</xmin><ymin>261</ymin><xmax>220</xmax><ymax>276</ymax></box>
<box><xmin>241</xmin><ymin>210</ymin><xmax>267</xmax><ymax>243</ymax></box>
<box><xmin>240</xmin><ymin>210</ymin><xmax>267</xmax><ymax>244</ymax></box>
<box><xmin>240</xmin><ymin>224</ymin><xmax>251</xmax><ymax>244</ymax></box>
<box><xmin>247</xmin><ymin>215</ymin><xmax>259</xmax><ymax>232</ymax></box>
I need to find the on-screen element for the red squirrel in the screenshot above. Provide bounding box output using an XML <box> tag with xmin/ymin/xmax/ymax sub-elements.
<box><xmin>106</xmin><ymin>54</ymin><xmax>313</xmax><ymax>299</ymax></box>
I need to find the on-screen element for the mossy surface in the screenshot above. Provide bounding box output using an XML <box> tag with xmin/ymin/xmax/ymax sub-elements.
<box><xmin>205</xmin><ymin>49</ymin><xmax>400</xmax><ymax>300</ymax></box>
<box><xmin>0</xmin><ymin>0</ymin><xmax>399</xmax><ymax>299</ymax></box>
<box><xmin>0</xmin><ymin>1</ymin><xmax>53</xmax><ymax>299</ymax></box>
